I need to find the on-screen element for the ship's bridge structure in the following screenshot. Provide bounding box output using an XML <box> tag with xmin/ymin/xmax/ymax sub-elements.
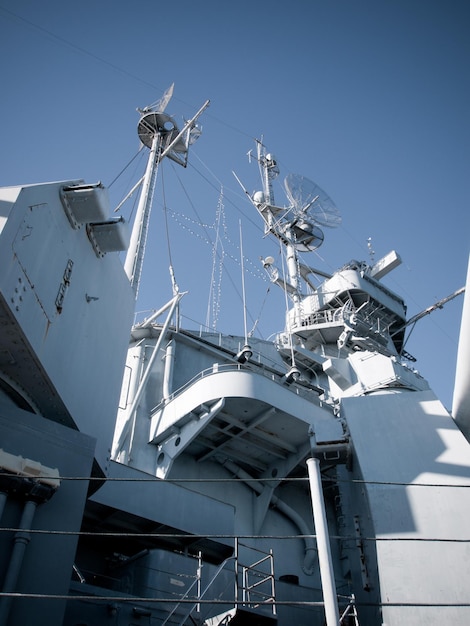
<box><xmin>286</xmin><ymin>255</ymin><xmax>406</xmax><ymax>356</ymax></box>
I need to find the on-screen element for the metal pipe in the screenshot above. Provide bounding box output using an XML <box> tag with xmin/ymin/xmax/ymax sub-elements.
<box><xmin>113</xmin><ymin>174</ymin><xmax>145</xmax><ymax>214</ymax></box>
<box><xmin>128</xmin><ymin>295</ymin><xmax>181</xmax><ymax>417</ymax></box>
<box><xmin>113</xmin><ymin>294</ymin><xmax>183</xmax><ymax>457</ymax></box>
<box><xmin>0</xmin><ymin>492</ymin><xmax>7</xmax><ymax>522</ymax></box>
<box><xmin>0</xmin><ymin>499</ymin><xmax>38</xmax><ymax>625</ymax></box>
<box><xmin>158</xmin><ymin>100</ymin><xmax>210</xmax><ymax>163</ymax></box>
<box><xmin>139</xmin><ymin>294</ymin><xmax>186</xmax><ymax>329</ymax></box>
<box><xmin>306</xmin><ymin>457</ymin><xmax>339</xmax><ymax>626</ymax></box>
<box><xmin>222</xmin><ymin>460</ymin><xmax>317</xmax><ymax>574</ymax></box>
<box><xmin>124</xmin><ymin>129</ymin><xmax>161</xmax><ymax>294</ymax></box>
<box><xmin>162</xmin><ymin>339</ymin><xmax>175</xmax><ymax>402</ymax></box>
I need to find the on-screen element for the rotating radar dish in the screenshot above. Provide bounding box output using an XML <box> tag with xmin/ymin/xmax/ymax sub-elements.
<box><xmin>284</xmin><ymin>173</ymin><xmax>341</xmax><ymax>228</ymax></box>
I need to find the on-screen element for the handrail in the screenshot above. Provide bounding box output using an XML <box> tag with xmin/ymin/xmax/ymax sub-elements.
<box><xmin>151</xmin><ymin>365</ymin><xmax>266</xmax><ymax>416</ymax></box>
<box><xmin>171</xmin><ymin>555</ymin><xmax>236</xmax><ymax>626</ymax></box>
<box><xmin>241</xmin><ymin>548</ymin><xmax>276</xmax><ymax>616</ymax></box>
<box><xmin>150</xmin><ymin>358</ymin><xmax>318</xmax><ymax>418</ymax></box>
<box><xmin>163</xmin><ymin>539</ymin><xmax>278</xmax><ymax>625</ymax></box>
<box><xmin>339</xmin><ymin>593</ymin><xmax>359</xmax><ymax>625</ymax></box>
<box><xmin>151</xmin><ymin>363</ymin><xmax>242</xmax><ymax>413</ymax></box>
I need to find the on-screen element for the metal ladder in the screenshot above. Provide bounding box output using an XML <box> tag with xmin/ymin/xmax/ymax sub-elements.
<box><xmin>165</xmin><ymin>540</ymin><xmax>277</xmax><ymax>626</ymax></box>
<box><xmin>339</xmin><ymin>594</ymin><xmax>360</xmax><ymax>625</ymax></box>
<box><xmin>240</xmin><ymin>547</ymin><xmax>276</xmax><ymax>613</ymax></box>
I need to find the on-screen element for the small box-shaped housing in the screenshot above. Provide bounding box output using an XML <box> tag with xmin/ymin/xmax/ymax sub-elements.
<box><xmin>60</xmin><ymin>182</ymin><xmax>109</xmax><ymax>227</ymax></box>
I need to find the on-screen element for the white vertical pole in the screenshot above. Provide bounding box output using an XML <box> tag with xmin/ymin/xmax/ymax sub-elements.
<box><xmin>306</xmin><ymin>457</ymin><xmax>340</xmax><ymax>626</ymax></box>
<box><xmin>453</xmin><ymin>254</ymin><xmax>470</xmax><ymax>431</ymax></box>
<box><xmin>124</xmin><ymin>130</ymin><xmax>160</xmax><ymax>295</ymax></box>
<box><xmin>124</xmin><ymin>99</ymin><xmax>210</xmax><ymax>299</ymax></box>
<box><xmin>112</xmin><ymin>294</ymin><xmax>182</xmax><ymax>457</ymax></box>
<box><xmin>196</xmin><ymin>551</ymin><xmax>202</xmax><ymax>614</ymax></box>
<box><xmin>239</xmin><ymin>220</ymin><xmax>249</xmax><ymax>344</ymax></box>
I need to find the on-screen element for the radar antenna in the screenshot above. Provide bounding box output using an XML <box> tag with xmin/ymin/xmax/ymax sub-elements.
<box><xmin>284</xmin><ymin>173</ymin><xmax>342</xmax><ymax>229</ymax></box>
<box><xmin>244</xmin><ymin>144</ymin><xmax>341</xmax><ymax>255</ymax></box>
<box><xmin>138</xmin><ymin>82</ymin><xmax>174</xmax><ymax>114</ymax></box>
<box><xmin>235</xmin><ymin>139</ymin><xmax>341</xmax><ymax>329</ymax></box>
<box><xmin>154</xmin><ymin>82</ymin><xmax>174</xmax><ymax>112</ymax></box>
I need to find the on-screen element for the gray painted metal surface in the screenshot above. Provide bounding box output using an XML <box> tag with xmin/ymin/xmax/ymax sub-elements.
<box><xmin>0</xmin><ymin>407</ymin><xmax>95</xmax><ymax>625</ymax></box>
<box><xmin>0</xmin><ymin>106</ymin><xmax>468</xmax><ymax>626</ymax></box>
<box><xmin>0</xmin><ymin>182</ymin><xmax>135</xmax><ymax>473</ymax></box>
<box><xmin>344</xmin><ymin>390</ymin><xmax>470</xmax><ymax>625</ymax></box>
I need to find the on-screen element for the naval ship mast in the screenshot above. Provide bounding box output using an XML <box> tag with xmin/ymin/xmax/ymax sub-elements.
<box><xmin>242</xmin><ymin>141</ymin><xmax>345</xmax><ymax>357</ymax></box>
<box><xmin>123</xmin><ymin>85</ymin><xmax>210</xmax><ymax>297</ymax></box>
<box><xmin>241</xmin><ymin>141</ymin><xmax>347</xmax><ymax>625</ymax></box>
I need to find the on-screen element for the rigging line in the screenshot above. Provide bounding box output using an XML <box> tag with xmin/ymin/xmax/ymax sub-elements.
<box><xmin>5</xmin><ymin>470</ymin><xmax>470</xmax><ymax>487</ymax></box>
<box><xmin>127</xmin><ymin>185</ymin><xmax>141</xmax><ymax>226</ymax></box>
<box><xmin>0</xmin><ymin>10</ymin><xmax>263</xmax><ymax>154</ymax></box>
<box><xmin>0</xmin><ymin>10</ymin><xmax>204</xmax><ymax>126</ymax></box>
<box><xmin>248</xmin><ymin>284</ymin><xmax>271</xmax><ymax>338</ymax></box>
<box><xmin>107</xmin><ymin>145</ymin><xmax>145</xmax><ymax>189</ymax></box>
<box><xmin>189</xmin><ymin>155</ymin><xmax>263</xmax><ymax>234</ymax></box>
<box><xmin>112</xmin><ymin>149</ymin><xmax>148</xmax><ymax>215</ymax></box>
<box><xmin>171</xmin><ymin>161</ymin><xmax>215</xmax><ymax>248</ymax></box>
<box><xmin>0</xmin><ymin>524</ymin><xmax>458</xmax><ymax>540</ymax></box>
<box><xmin>0</xmin><ymin>592</ymin><xmax>467</xmax><ymax>609</ymax></box>
<box><xmin>170</xmin><ymin>164</ymin><xmax>262</xmax><ymax>336</ymax></box>
<box><xmin>191</xmin><ymin>149</ymin><xmax>224</xmax><ymax>189</ymax></box>
<box><xmin>1</xmin><ymin>528</ymin><xmax>469</xmax><ymax>545</ymax></box>
<box><xmin>203</xmin><ymin>111</ymin><xmax>257</xmax><ymax>141</ymax></box>
<box><xmin>206</xmin><ymin>188</ymin><xmax>225</xmax><ymax>330</ymax></box>
<box><xmin>2</xmin><ymin>6</ymin><xmax>265</xmax><ymax>160</ymax></box>
<box><xmin>160</xmin><ymin>164</ymin><xmax>178</xmax><ymax>295</ymax></box>
<box><xmin>168</xmin><ymin>209</ymin><xmax>266</xmax><ymax>281</ymax></box>
<box><xmin>170</xmin><ymin>159</ymin><xmax>276</xmax><ymax>338</ymax></box>
<box><xmin>0</xmin><ymin>593</ymin><xmax>329</xmax><ymax>607</ymax></box>
<box><xmin>26</xmin><ymin>13</ymin><xmax>253</xmax><ymax>149</ymax></box>
<box><xmin>0</xmin><ymin>5</ymin><xmax>162</xmax><ymax>92</ymax></box>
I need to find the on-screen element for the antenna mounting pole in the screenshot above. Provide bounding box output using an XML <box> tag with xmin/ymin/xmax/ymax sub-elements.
<box><xmin>124</xmin><ymin>96</ymin><xmax>210</xmax><ymax>297</ymax></box>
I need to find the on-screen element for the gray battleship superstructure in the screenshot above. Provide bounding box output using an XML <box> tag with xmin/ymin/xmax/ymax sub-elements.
<box><xmin>0</xmin><ymin>93</ymin><xmax>469</xmax><ymax>626</ymax></box>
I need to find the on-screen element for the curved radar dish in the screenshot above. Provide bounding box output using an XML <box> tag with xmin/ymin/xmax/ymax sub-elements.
<box><xmin>291</xmin><ymin>220</ymin><xmax>324</xmax><ymax>252</ymax></box>
<box><xmin>284</xmin><ymin>173</ymin><xmax>342</xmax><ymax>228</ymax></box>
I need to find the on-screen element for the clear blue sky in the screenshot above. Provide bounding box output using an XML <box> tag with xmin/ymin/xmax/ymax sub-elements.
<box><xmin>1</xmin><ymin>0</ymin><xmax>469</xmax><ymax>409</ymax></box>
